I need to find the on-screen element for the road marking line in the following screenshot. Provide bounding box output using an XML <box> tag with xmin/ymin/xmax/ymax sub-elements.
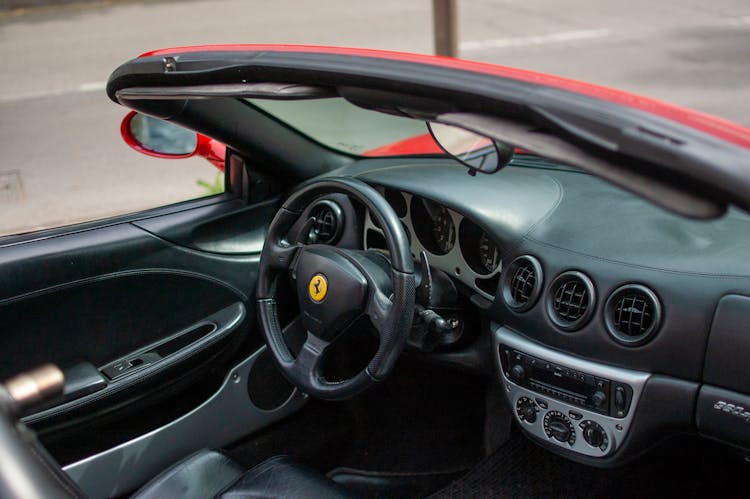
<box><xmin>77</xmin><ymin>81</ymin><xmax>107</xmax><ymax>92</ymax></box>
<box><xmin>0</xmin><ymin>80</ymin><xmax>106</xmax><ymax>104</ymax></box>
<box><xmin>460</xmin><ymin>28</ymin><xmax>611</xmax><ymax>51</ymax></box>
<box><xmin>724</xmin><ymin>15</ymin><xmax>750</xmax><ymax>27</ymax></box>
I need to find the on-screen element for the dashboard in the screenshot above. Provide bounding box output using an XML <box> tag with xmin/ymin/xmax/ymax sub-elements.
<box><xmin>313</xmin><ymin>157</ymin><xmax>750</xmax><ymax>466</ymax></box>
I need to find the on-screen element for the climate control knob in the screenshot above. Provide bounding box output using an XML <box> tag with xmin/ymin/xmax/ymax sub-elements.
<box><xmin>580</xmin><ymin>420</ymin><xmax>608</xmax><ymax>450</ymax></box>
<box><xmin>515</xmin><ymin>396</ymin><xmax>538</xmax><ymax>423</ymax></box>
<box><xmin>543</xmin><ymin>410</ymin><xmax>575</xmax><ymax>445</ymax></box>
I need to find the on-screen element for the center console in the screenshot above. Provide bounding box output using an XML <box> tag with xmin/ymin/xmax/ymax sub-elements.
<box><xmin>492</xmin><ymin>324</ymin><xmax>651</xmax><ymax>457</ymax></box>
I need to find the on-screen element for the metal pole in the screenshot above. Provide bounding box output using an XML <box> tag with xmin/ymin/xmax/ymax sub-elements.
<box><xmin>433</xmin><ymin>0</ymin><xmax>458</xmax><ymax>57</ymax></box>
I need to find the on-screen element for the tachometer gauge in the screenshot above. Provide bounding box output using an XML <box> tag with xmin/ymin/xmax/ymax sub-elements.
<box><xmin>432</xmin><ymin>207</ymin><xmax>456</xmax><ymax>253</ymax></box>
<box><xmin>478</xmin><ymin>232</ymin><xmax>500</xmax><ymax>273</ymax></box>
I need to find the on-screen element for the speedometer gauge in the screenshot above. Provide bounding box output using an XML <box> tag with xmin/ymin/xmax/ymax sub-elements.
<box><xmin>432</xmin><ymin>207</ymin><xmax>456</xmax><ymax>253</ymax></box>
<box><xmin>478</xmin><ymin>232</ymin><xmax>500</xmax><ymax>273</ymax></box>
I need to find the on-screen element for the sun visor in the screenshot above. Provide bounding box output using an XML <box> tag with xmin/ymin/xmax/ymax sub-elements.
<box><xmin>116</xmin><ymin>82</ymin><xmax>337</xmax><ymax>102</ymax></box>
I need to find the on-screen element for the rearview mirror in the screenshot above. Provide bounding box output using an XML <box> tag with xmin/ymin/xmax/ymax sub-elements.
<box><xmin>427</xmin><ymin>122</ymin><xmax>513</xmax><ymax>174</ymax></box>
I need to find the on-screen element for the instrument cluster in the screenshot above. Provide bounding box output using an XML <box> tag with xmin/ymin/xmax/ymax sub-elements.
<box><xmin>364</xmin><ymin>187</ymin><xmax>503</xmax><ymax>298</ymax></box>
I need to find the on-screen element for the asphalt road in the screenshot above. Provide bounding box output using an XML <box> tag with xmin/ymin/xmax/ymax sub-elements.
<box><xmin>1</xmin><ymin>0</ymin><xmax>749</xmax><ymax>235</ymax></box>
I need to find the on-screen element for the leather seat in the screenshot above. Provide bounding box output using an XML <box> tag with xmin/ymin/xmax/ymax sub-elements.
<box><xmin>132</xmin><ymin>450</ymin><xmax>356</xmax><ymax>499</ymax></box>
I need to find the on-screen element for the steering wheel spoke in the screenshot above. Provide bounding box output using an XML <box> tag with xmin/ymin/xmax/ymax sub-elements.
<box><xmin>366</xmin><ymin>287</ymin><xmax>395</xmax><ymax>335</ymax></box>
<box><xmin>291</xmin><ymin>332</ymin><xmax>329</xmax><ymax>378</ymax></box>
<box><xmin>265</xmin><ymin>239</ymin><xmax>302</xmax><ymax>271</ymax></box>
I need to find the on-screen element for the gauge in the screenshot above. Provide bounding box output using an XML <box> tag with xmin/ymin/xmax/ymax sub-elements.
<box><xmin>478</xmin><ymin>232</ymin><xmax>500</xmax><ymax>273</ymax></box>
<box><xmin>384</xmin><ymin>188</ymin><xmax>407</xmax><ymax>218</ymax></box>
<box><xmin>432</xmin><ymin>207</ymin><xmax>456</xmax><ymax>253</ymax></box>
<box><xmin>410</xmin><ymin>197</ymin><xmax>456</xmax><ymax>255</ymax></box>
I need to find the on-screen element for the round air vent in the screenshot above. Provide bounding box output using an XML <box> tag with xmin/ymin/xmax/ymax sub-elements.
<box><xmin>307</xmin><ymin>200</ymin><xmax>344</xmax><ymax>244</ymax></box>
<box><xmin>501</xmin><ymin>255</ymin><xmax>543</xmax><ymax>312</ymax></box>
<box><xmin>546</xmin><ymin>271</ymin><xmax>595</xmax><ymax>331</ymax></box>
<box><xmin>605</xmin><ymin>284</ymin><xmax>662</xmax><ymax>346</ymax></box>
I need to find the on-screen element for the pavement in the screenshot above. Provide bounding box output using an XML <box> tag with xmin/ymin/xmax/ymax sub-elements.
<box><xmin>1</xmin><ymin>0</ymin><xmax>749</xmax><ymax>235</ymax></box>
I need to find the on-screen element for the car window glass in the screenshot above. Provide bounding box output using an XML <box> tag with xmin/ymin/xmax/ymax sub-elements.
<box><xmin>0</xmin><ymin>121</ymin><xmax>224</xmax><ymax>238</ymax></box>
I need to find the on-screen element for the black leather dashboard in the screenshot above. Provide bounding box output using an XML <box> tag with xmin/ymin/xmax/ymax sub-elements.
<box><xmin>334</xmin><ymin>157</ymin><xmax>750</xmax><ymax>375</ymax></box>
<box><xmin>319</xmin><ymin>155</ymin><xmax>750</xmax><ymax>462</ymax></box>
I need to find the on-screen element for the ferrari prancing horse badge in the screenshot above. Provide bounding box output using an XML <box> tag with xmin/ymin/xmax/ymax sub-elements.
<box><xmin>309</xmin><ymin>273</ymin><xmax>328</xmax><ymax>302</ymax></box>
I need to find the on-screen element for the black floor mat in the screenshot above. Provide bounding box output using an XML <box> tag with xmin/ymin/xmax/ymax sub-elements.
<box><xmin>429</xmin><ymin>432</ymin><xmax>622</xmax><ymax>498</ymax></box>
<box><xmin>430</xmin><ymin>430</ymin><xmax>750</xmax><ymax>499</ymax></box>
<box><xmin>227</xmin><ymin>358</ymin><xmax>486</xmax><ymax>474</ymax></box>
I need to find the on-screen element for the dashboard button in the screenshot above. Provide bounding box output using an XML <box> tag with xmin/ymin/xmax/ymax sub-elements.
<box><xmin>614</xmin><ymin>385</ymin><xmax>627</xmax><ymax>415</ymax></box>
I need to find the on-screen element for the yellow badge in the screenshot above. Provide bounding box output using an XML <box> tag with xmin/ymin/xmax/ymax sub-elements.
<box><xmin>308</xmin><ymin>273</ymin><xmax>328</xmax><ymax>302</ymax></box>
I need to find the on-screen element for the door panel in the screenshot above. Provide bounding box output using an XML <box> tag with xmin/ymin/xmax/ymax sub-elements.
<box><xmin>63</xmin><ymin>349</ymin><xmax>306</xmax><ymax>499</ymax></box>
<box><xmin>0</xmin><ymin>271</ymin><xmax>243</xmax><ymax>380</ymax></box>
<box><xmin>24</xmin><ymin>302</ymin><xmax>245</xmax><ymax>421</ymax></box>
<box><xmin>0</xmin><ymin>221</ymin><xmax>254</xmax><ymax>303</ymax></box>
<box><xmin>0</xmin><ymin>181</ymin><xmax>298</xmax><ymax>489</ymax></box>
<box><xmin>132</xmin><ymin>196</ymin><xmax>279</xmax><ymax>254</ymax></box>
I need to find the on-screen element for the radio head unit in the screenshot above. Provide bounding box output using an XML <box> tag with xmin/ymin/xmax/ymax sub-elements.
<box><xmin>493</xmin><ymin>326</ymin><xmax>651</xmax><ymax>458</ymax></box>
<box><xmin>500</xmin><ymin>347</ymin><xmax>633</xmax><ymax>418</ymax></box>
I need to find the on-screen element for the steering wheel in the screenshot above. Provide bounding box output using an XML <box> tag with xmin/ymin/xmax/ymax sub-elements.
<box><xmin>256</xmin><ymin>178</ymin><xmax>415</xmax><ymax>400</ymax></box>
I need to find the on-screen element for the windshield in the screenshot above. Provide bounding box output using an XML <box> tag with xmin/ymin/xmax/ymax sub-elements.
<box><xmin>248</xmin><ymin>97</ymin><xmax>581</xmax><ymax>174</ymax></box>
<box><xmin>249</xmin><ymin>97</ymin><xmax>442</xmax><ymax>157</ymax></box>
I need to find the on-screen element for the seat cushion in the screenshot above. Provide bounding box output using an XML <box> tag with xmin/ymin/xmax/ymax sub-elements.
<box><xmin>219</xmin><ymin>455</ymin><xmax>357</xmax><ymax>499</ymax></box>
<box><xmin>131</xmin><ymin>449</ymin><xmax>244</xmax><ymax>499</ymax></box>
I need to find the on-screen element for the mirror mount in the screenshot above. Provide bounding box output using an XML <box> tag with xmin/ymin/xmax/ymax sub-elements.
<box><xmin>120</xmin><ymin>111</ymin><xmax>226</xmax><ymax>171</ymax></box>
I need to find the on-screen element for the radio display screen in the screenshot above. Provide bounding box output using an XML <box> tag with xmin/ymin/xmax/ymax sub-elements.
<box><xmin>531</xmin><ymin>368</ymin><xmax>588</xmax><ymax>397</ymax></box>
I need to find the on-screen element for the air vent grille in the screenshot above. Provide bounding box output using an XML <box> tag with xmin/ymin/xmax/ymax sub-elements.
<box><xmin>552</xmin><ymin>279</ymin><xmax>590</xmax><ymax>322</ymax></box>
<box><xmin>502</xmin><ymin>255</ymin><xmax>543</xmax><ymax>312</ymax></box>
<box><xmin>511</xmin><ymin>263</ymin><xmax>537</xmax><ymax>306</ymax></box>
<box><xmin>312</xmin><ymin>206</ymin><xmax>337</xmax><ymax>241</ymax></box>
<box><xmin>605</xmin><ymin>284</ymin><xmax>661</xmax><ymax>345</ymax></box>
<box><xmin>307</xmin><ymin>200</ymin><xmax>343</xmax><ymax>244</ymax></box>
<box><xmin>546</xmin><ymin>271</ymin><xmax>595</xmax><ymax>331</ymax></box>
<box><xmin>613</xmin><ymin>294</ymin><xmax>653</xmax><ymax>336</ymax></box>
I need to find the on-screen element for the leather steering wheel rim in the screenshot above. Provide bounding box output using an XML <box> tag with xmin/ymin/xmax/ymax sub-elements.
<box><xmin>256</xmin><ymin>177</ymin><xmax>415</xmax><ymax>400</ymax></box>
